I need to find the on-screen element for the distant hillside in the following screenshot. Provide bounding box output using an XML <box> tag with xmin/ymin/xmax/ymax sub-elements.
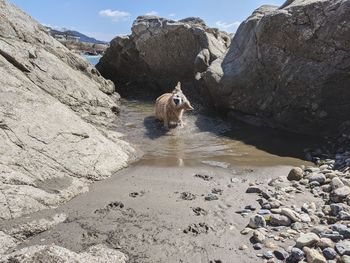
<box><xmin>49</xmin><ymin>28</ymin><xmax>107</xmax><ymax>44</ymax></box>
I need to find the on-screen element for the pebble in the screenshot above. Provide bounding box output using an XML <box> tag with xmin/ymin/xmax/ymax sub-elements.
<box><xmin>296</xmin><ymin>233</ymin><xmax>320</xmax><ymax>248</ymax></box>
<box><xmin>299</xmin><ymin>213</ymin><xmax>311</xmax><ymax>223</ymax></box>
<box><xmin>252</xmin><ymin>230</ymin><xmax>266</xmax><ymax>243</ymax></box>
<box><xmin>239</xmin><ymin>244</ymin><xmax>248</xmax><ymax>250</ymax></box>
<box><xmin>331</xmin><ymin>224</ymin><xmax>350</xmax><ymax>238</ymax></box>
<box><xmin>270</xmin><ymin>214</ymin><xmax>292</xmax><ymax>226</ymax></box>
<box><xmin>263</xmin><ymin>251</ymin><xmax>274</xmax><ymax>259</ymax></box>
<box><xmin>287</xmin><ymin>167</ymin><xmax>304</xmax><ymax>181</ymax></box>
<box><xmin>330</xmin><ymin>203</ymin><xmax>344</xmax><ymax>216</ymax></box>
<box><xmin>339</xmin><ymin>210</ymin><xmax>350</xmax><ymax>220</ymax></box>
<box><xmin>335</xmin><ymin>240</ymin><xmax>350</xmax><ymax>256</ymax></box>
<box><xmin>246</xmin><ymin>186</ymin><xmax>262</xmax><ymax>193</ymax></box>
<box><xmin>253</xmin><ymin>243</ymin><xmax>262</xmax><ymax>250</ymax></box>
<box><xmin>248</xmin><ymin>214</ymin><xmax>266</xmax><ymax>229</ymax></box>
<box><xmin>322</xmin><ymin>247</ymin><xmax>337</xmax><ymax>260</ymax></box>
<box><xmin>286</xmin><ymin>247</ymin><xmax>304</xmax><ymax>263</ymax></box>
<box><xmin>273</xmin><ymin>248</ymin><xmax>289</xmax><ymax>260</ymax></box>
<box><xmin>303</xmin><ymin>247</ymin><xmax>327</xmax><ymax>263</ymax></box>
<box><xmin>240</xmin><ymin>228</ymin><xmax>253</xmax><ymax>235</ymax></box>
<box><xmin>319</xmin><ymin>231</ymin><xmax>343</xmax><ymax>242</ymax></box>
<box><xmin>280</xmin><ymin>208</ymin><xmax>300</xmax><ymax>222</ymax></box>
<box><xmin>308</xmin><ymin>173</ymin><xmax>326</xmax><ymax>184</ymax></box>
<box><xmin>317</xmin><ymin>238</ymin><xmax>334</xmax><ymax>249</ymax></box>
<box><xmin>258</xmin><ymin>209</ymin><xmax>271</xmax><ymax>215</ymax></box>
<box><xmin>331</xmin><ymin>186</ymin><xmax>350</xmax><ymax>202</ymax></box>
<box><xmin>331</xmin><ymin>177</ymin><xmax>344</xmax><ymax>190</ymax></box>
<box><xmin>245</xmin><ymin>205</ymin><xmax>257</xmax><ymax>211</ymax></box>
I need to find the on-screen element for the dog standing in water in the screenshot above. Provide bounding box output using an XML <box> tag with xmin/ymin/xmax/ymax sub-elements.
<box><xmin>155</xmin><ymin>82</ymin><xmax>194</xmax><ymax>129</ymax></box>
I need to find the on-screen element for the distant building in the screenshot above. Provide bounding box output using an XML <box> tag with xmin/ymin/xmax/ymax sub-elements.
<box><xmin>54</xmin><ymin>34</ymin><xmax>66</xmax><ymax>42</ymax></box>
<box><xmin>66</xmin><ymin>35</ymin><xmax>80</xmax><ymax>42</ymax></box>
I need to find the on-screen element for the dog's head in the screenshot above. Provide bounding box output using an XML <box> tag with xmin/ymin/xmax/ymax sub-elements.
<box><xmin>170</xmin><ymin>82</ymin><xmax>194</xmax><ymax>110</ymax></box>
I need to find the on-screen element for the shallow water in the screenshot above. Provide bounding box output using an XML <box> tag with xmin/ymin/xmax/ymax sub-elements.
<box><xmin>83</xmin><ymin>54</ymin><xmax>102</xmax><ymax>66</ymax></box>
<box><xmin>116</xmin><ymin>100</ymin><xmax>319</xmax><ymax>168</ymax></box>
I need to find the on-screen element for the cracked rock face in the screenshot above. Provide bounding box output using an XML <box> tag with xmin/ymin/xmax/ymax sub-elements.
<box><xmin>0</xmin><ymin>0</ymin><xmax>136</xmax><ymax>220</ymax></box>
<box><xmin>201</xmin><ymin>0</ymin><xmax>350</xmax><ymax>135</ymax></box>
<box><xmin>96</xmin><ymin>16</ymin><xmax>231</xmax><ymax>98</ymax></box>
<box><xmin>0</xmin><ymin>244</ymin><xmax>128</xmax><ymax>263</ymax></box>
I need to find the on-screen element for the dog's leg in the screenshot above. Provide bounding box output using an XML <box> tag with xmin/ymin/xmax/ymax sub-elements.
<box><xmin>163</xmin><ymin>116</ymin><xmax>170</xmax><ymax>130</ymax></box>
<box><xmin>178</xmin><ymin>110</ymin><xmax>184</xmax><ymax>128</ymax></box>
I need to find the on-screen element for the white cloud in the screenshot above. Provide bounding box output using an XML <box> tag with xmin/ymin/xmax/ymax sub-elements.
<box><xmin>145</xmin><ymin>10</ymin><xmax>158</xmax><ymax>16</ymax></box>
<box><xmin>99</xmin><ymin>9</ymin><xmax>130</xmax><ymax>22</ymax></box>
<box><xmin>168</xmin><ymin>13</ymin><xmax>176</xmax><ymax>18</ymax></box>
<box><xmin>215</xmin><ymin>21</ymin><xmax>241</xmax><ymax>32</ymax></box>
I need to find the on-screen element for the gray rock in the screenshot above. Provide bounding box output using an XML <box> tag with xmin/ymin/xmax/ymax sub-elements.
<box><xmin>308</xmin><ymin>173</ymin><xmax>326</xmax><ymax>184</ymax></box>
<box><xmin>339</xmin><ymin>211</ymin><xmax>350</xmax><ymax>220</ymax></box>
<box><xmin>274</xmin><ymin>248</ymin><xmax>289</xmax><ymax>260</ymax></box>
<box><xmin>263</xmin><ymin>250</ymin><xmax>274</xmax><ymax>259</ymax></box>
<box><xmin>97</xmin><ymin>16</ymin><xmax>230</xmax><ymax>98</ymax></box>
<box><xmin>201</xmin><ymin>0</ymin><xmax>350</xmax><ymax>136</ymax></box>
<box><xmin>253</xmin><ymin>243</ymin><xmax>263</xmax><ymax>250</ymax></box>
<box><xmin>248</xmin><ymin>214</ymin><xmax>266</xmax><ymax>229</ymax></box>
<box><xmin>330</xmin><ymin>203</ymin><xmax>344</xmax><ymax>216</ymax></box>
<box><xmin>331</xmin><ymin>177</ymin><xmax>345</xmax><ymax>190</ymax></box>
<box><xmin>270</xmin><ymin>214</ymin><xmax>292</xmax><ymax>226</ymax></box>
<box><xmin>286</xmin><ymin>247</ymin><xmax>304</xmax><ymax>263</ymax></box>
<box><xmin>331</xmin><ymin>224</ymin><xmax>350</xmax><ymax>239</ymax></box>
<box><xmin>287</xmin><ymin>167</ymin><xmax>304</xmax><ymax>181</ymax></box>
<box><xmin>0</xmin><ymin>244</ymin><xmax>128</xmax><ymax>262</ymax></box>
<box><xmin>331</xmin><ymin>186</ymin><xmax>350</xmax><ymax>202</ymax></box>
<box><xmin>322</xmin><ymin>247</ymin><xmax>337</xmax><ymax>260</ymax></box>
<box><xmin>280</xmin><ymin>208</ymin><xmax>301</xmax><ymax>222</ymax></box>
<box><xmin>0</xmin><ymin>0</ymin><xmax>135</xmax><ymax>220</ymax></box>
<box><xmin>258</xmin><ymin>209</ymin><xmax>271</xmax><ymax>215</ymax></box>
<box><xmin>5</xmin><ymin>213</ymin><xmax>67</xmax><ymax>240</ymax></box>
<box><xmin>336</xmin><ymin>240</ymin><xmax>350</xmax><ymax>256</ymax></box>
<box><xmin>319</xmin><ymin>231</ymin><xmax>343</xmax><ymax>242</ymax></box>
<box><xmin>296</xmin><ymin>233</ymin><xmax>320</xmax><ymax>248</ymax></box>
<box><xmin>0</xmin><ymin>231</ymin><xmax>17</xmax><ymax>255</ymax></box>
<box><xmin>303</xmin><ymin>247</ymin><xmax>327</xmax><ymax>263</ymax></box>
<box><xmin>246</xmin><ymin>186</ymin><xmax>263</xmax><ymax>193</ymax></box>
<box><xmin>252</xmin><ymin>230</ymin><xmax>266</xmax><ymax>243</ymax></box>
<box><xmin>317</xmin><ymin>238</ymin><xmax>334</xmax><ymax>249</ymax></box>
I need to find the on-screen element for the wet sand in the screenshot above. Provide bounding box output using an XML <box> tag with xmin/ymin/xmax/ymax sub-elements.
<box><xmin>11</xmin><ymin>165</ymin><xmax>320</xmax><ymax>263</ymax></box>
<box><xmin>1</xmin><ymin>100</ymin><xmax>322</xmax><ymax>262</ymax></box>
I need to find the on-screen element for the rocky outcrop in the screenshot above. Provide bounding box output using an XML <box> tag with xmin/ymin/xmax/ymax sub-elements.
<box><xmin>1</xmin><ymin>244</ymin><xmax>128</xmax><ymax>263</ymax></box>
<box><xmin>97</xmin><ymin>16</ymin><xmax>231</xmax><ymax>98</ymax></box>
<box><xmin>0</xmin><ymin>0</ymin><xmax>135</xmax><ymax>221</ymax></box>
<box><xmin>202</xmin><ymin>0</ymin><xmax>350</xmax><ymax>135</ymax></box>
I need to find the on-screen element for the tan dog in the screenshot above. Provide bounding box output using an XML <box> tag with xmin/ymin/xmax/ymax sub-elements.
<box><xmin>155</xmin><ymin>82</ymin><xmax>194</xmax><ymax>129</ymax></box>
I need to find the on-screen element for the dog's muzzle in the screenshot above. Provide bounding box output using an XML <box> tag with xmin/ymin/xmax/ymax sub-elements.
<box><xmin>173</xmin><ymin>98</ymin><xmax>180</xmax><ymax>105</ymax></box>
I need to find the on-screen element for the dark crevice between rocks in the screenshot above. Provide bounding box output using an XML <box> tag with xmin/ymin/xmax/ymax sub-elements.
<box><xmin>0</xmin><ymin>49</ymin><xmax>30</xmax><ymax>73</ymax></box>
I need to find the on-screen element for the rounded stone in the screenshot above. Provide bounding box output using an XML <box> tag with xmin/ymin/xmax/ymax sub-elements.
<box><xmin>288</xmin><ymin>167</ymin><xmax>304</xmax><ymax>181</ymax></box>
<box><xmin>322</xmin><ymin>247</ymin><xmax>337</xmax><ymax>260</ymax></box>
<box><xmin>296</xmin><ymin>233</ymin><xmax>320</xmax><ymax>248</ymax></box>
<box><xmin>248</xmin><ymin>214</ymin><xmax>266</xmax><ymax>229</ymax></box>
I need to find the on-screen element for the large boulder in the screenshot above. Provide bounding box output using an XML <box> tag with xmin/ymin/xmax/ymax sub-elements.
<box><xmin>97</xmin><ymin>16</ymin><xmax>231</xmax><ymax>98</ymax></box>
<box><xmin>0</xmin><ymin>0</ymin><xmax>136</xmax><ymax>220</ymax></box>
<box><xmin>201</xmin><ymin>0</ymin><xmax>350</xmax><ymax>135</ymax></box>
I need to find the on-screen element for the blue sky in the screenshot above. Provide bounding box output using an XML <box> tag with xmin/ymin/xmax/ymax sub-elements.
<box><xmin>9</xmin><ymin>0</ymin><xmax>284</xmax><ymax>41</ymax></box>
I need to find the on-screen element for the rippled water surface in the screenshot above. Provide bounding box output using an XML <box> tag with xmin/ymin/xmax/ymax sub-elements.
<box><xmin>117</xmin><ymin>100</ymin><xmax>319</xmax><ymax>167</ymax></box>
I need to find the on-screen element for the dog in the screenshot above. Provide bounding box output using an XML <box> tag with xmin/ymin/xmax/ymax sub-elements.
<box><xmin>155</xmin><ymin>82</ymin><xmax>194</xmax><ymax>129</ymax></box>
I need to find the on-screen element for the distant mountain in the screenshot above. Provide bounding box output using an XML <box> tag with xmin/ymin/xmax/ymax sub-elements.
<box><xmin>49</xmin><ymin>28</ymin><xmax>107</xmax><ymax>44</ymax></box>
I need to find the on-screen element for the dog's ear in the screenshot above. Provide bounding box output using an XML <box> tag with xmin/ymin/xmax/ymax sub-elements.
<box><xmin>184</xmin><ymin>101</ymin><xmax>194</xmax><ymax>110</ymax></box>
<box><xmin>175</xmin><ymin>82</ymin><xmax>182</xmax><ymax>91</ymax></box>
